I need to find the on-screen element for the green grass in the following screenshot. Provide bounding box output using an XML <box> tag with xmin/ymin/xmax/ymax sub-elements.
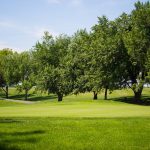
<box><xmin>0</xmin><ymin>117</ymin><xmax>150</xmax><ymax>150</ymax></box>
<box><xmin>0</xmin><ymin>88</ymin><xmax>150</xmax><ymax>150</ymax></box>
<box><xmin>0</xmin><ymin>98</ymin><xmax>150</xmax><ymax>118</ymax></box>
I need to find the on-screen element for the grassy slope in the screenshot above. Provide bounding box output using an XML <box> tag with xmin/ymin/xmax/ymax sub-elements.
<box><xmin>0</xmin><ymin>88</ymin><xmax>150</xmax><ymax>150</ymax></box>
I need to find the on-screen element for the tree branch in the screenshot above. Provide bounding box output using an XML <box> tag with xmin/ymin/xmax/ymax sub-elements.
<box><xmin>125</xmin><ymin>81</ymin><xmax>133</xmax><ymax>90</ymax></box>
<box><xmin>1</xmin><ymin>87</ymin><xmax>6</xmax><ymax>93</ymax></box>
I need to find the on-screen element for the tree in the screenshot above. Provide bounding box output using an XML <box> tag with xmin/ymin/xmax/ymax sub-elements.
<box><xmin>89</xmin><ymin>1</ymin><xmax>150</xmax><ymax>102</ymax></box>
<box><xmin>16</xmin><ymin>51</ymin><xmax>35</xmax><ymax>100</ymax></box>
<box><xmin>0</xmin><ymin>49</ymin><xmax>19</xmax><ymax>98</ymax></box>
<box><xmin>67</xmin><ymin>30</ymin><xmax>94</xmax><ymax>98</ymax></box>
<box><xmin>116</xmin><ymin>1</ymin><xmax>150</xmax><ymax>102</ymax></box>
<box><xmin>91</xmin><ymin>16</ymin><xmax>127</xmax><ymax>100</ymax></box>
<box><xmin>34</xmin><ymin>32</ymin><xmax>72</xmax><ymax>101</ymax></box>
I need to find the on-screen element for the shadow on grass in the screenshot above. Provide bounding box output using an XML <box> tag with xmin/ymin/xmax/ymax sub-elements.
<box><xmin>8</xmin><ymin>94</ymin><xmax>57</xmax><ymax>101</ymax></box>
<box><xmin>0</xmin><ymin>129</ymin><xmax>45</xmax><ymax>150</ymax></box>
<box><xmin>0</xmin><ymin>119</ymin><xmax>23</xmax><ymax>123</ymax></box>
<box><xmin>28</xmin><ymin>95</ymin><xmax>57</xmax><ymax>101</ymax></box>
<box><xmin>111</xmin><ymin>95</ymin><xmax>150</xmax><ymax>106</ymax></box>
<box><xmin>8</xmin><ymin>94</ymin><xmax>26</xmax><ymax>100</ymax></box>
<box><xmin>0</xmin><ymin>93</ymin><xmax>6</xmax><ymax>98</ymax></box>
<box><xmin>0</xmin><ymin>144</ymin><xmax>20</xmax><ymax>150</ymax></box>
<box><xmin>0</xmin><ymin>130</ymin><xmax>45</xmax><ymax>136</ymax></box>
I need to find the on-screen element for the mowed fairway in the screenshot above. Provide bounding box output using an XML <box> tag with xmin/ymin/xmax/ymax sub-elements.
<box><xmin>0</xmin><ymin>89</ymin><xmax>150</xmax><ymax>150</ymax></box>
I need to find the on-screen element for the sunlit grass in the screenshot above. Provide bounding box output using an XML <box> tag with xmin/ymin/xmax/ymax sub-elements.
<box><xmin>0</xmin><ymin>88</ymin><xmax>150</xmax><ymax>150</ymax></box>
<box><xmin>0</xmin><ymin>117</ymin><xmax>149</xmax><ymax>150</ymax></box>
<box><xmin>0</xmin><ymin>98</ymin><xmax>150</xmax><ymax>118</ymax></box>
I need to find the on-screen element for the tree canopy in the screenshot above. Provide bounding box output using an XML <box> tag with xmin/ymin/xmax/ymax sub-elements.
<box><xmin>0</xmin><ymin>1</ymin><xmax>149</xmax><ymax>102</ymax></box>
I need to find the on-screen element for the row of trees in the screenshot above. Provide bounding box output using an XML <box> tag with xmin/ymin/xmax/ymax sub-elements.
<box><xmin>0</xmin><ymin>1</ymin><xmax>150</xmax><ymax>102</ymax></box>
<box><xmin>0</xmin><ymin>50</ymin><xmax>34</xmax><ymax>100</ymax></box>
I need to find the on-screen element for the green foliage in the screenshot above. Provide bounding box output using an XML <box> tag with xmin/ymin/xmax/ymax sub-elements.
<box><xmin>0</xmin><ymin>1</ymin><xmax>150</xmax><ymax>102</ymax></box>
<box><xmin>117</xmin><ymin>1</ymin><xmax>150</xmax><ymax>100</ymax></box>
<box><xmin>0</xmin><ymin>49</ymin><xmax>14</xmax><ymax>86</ymax></box>
<box><xmin>67</xmin><ymin>29</ymin><xmax>92</xmax><ymax>94</ymax></box>
<box><xmin>34</xmin><ymin>32</ymin><xmax>72</xmax><ymax>101</ymax></box>
<box><xmin>0</xmin><ymin>49</ymin><xmax>20</xmax><ymax>98</ymax></box>
<box><xmin>17</xmin><ymin>52</ymin><xmax>35</xmax><ymax>100</ymax></box>
<box><xmin>90</xmin><ymin>17</ymin><xmax>128</xmax><ymax>99</ymax></box>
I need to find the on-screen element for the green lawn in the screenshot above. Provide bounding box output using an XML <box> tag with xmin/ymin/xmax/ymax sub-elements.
<box><xmin>0</xmin><ymin>88</ymin><xmax>150</xmax><ymax>150</ymax></box>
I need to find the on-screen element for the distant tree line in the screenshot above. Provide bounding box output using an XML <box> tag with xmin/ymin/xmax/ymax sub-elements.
<box><xmin>0</xmin><ymin>1</ymin><xmax>150</xmax><ymax>102</ymax></box>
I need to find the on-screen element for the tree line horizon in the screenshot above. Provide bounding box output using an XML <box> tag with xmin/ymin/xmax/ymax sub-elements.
<box><xmin>0</xmin><ymin>1</ymin><xmax>150</xmax><ymax>102</ymax></box>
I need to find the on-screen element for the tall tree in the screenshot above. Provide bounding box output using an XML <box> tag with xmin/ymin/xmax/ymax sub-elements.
<box><xmin>34</xmin><ymin>32</ymin><xmax>72</xmax><ymax>101</ymax></box>
<box><xmin>16</xmin><ymin>51</ymin><xmax>35</xmax><ymax>100</ymax></box>
<box><xmin>0</xmin><ymin>49</ymin><xmax>19</xmax><ymax>98</ymax></box>
<box><xmin>67</xmin><ymin>30</ymin><xmax>93</xmax><ymax>98</ymax></box>
<box><xmin>116</xmin><ymin>1</ymin><xmax>150</xmax><ymax>102</ymax></box>
<box><xmin>91</xmin><ymin>16</ymin><xmax>127</xmax><ymax>100</ymax></box>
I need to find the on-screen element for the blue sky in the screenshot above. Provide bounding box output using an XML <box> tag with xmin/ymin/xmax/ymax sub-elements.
<box><xmin>0</xmin><ymin>0</ymin><xmax>148</xmax><ymax>52</ymax></box>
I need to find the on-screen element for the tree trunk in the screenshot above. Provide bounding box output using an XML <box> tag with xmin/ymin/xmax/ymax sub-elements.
<box><xmin>133</xmin><ymin>90</ymin><xmax>142</xmax><ymax>103</ymax></box>
<box><xmin>25</xmin><ymin>89</ymin><xmax>28</xmax><ymax>100</ymax></box>
<box><xmin>93</xmin><ymin>91</ymin><xmax>98</xmax><ymax>100</ymax></box>
<box><xmin>6</xmin><ymin>85</ymin><xmax>8</xmax><ymax>99</ymax></box>
<box><xmin>104</xmin><ymin>87</ymin><xmax>108</xmax><ymax>100</ymax></box>
<box><xmin>131</xmin><ymin>78</ymin><xmax>143</xmax><ymax>103</ymax></box>
<box><xmin>57</xmin><ymin>93</ymin><xmax>63</xmax><ymax>102</ymax></box>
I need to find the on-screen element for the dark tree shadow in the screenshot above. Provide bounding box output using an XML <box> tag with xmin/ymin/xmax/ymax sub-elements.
<box><xmin>0</xmin><ymin>129</ymin><xmax>45</xmax><ymax>150</ymax></box>
<box><xmin>8</xmin><ymin>94</ymin><xmax>25</xmax><ymax>99</ymax></box>
<box><xmin>8</xmin><ymin>94</ymin><xmax>57</xmax><ymax>101</ymax></box>
<box><xmin>0</xmin><ymin>144</ymin><xmax>20</xmax><ymax>150</ymax></box>
<box><xmin>0</xmin><ymin>130</ymin><xmax>45</xmax><ymax>137</ymax></box>
<box><xmin>0</xmin><ymin>119</ymin><xmax>23</xmax><ymax>123</ymax></box>
<box><xmin>28</xmin><ymin>95</ymin><xmax>57</xmax><ymax>101</ymax></box>
<box><xmin>111</xmin><ymin>95</ymin><xmax>150</xmax><ymax>106</ymax></box>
